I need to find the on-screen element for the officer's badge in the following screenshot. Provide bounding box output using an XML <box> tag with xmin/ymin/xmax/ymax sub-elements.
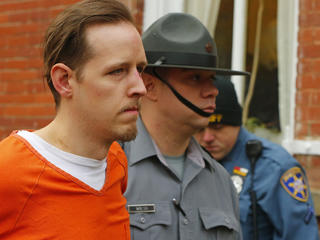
<box><xmin>231</xmin><ymin>166</ymin><xmax>248</xmax><ymax>193</ymax></box>
<box><xmin>231</xmin><ymin>175</ymin><xmax>244</xmax><ymax>194</ymax></box>
<box><xmin>280</xmin><ymin>167</ymin><xmax>308</xmax><ymax>202</ymax></box>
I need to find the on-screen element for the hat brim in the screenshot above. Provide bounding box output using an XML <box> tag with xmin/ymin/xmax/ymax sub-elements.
<box><xmin>146</xmin><ymin>63</ymin><xmax>250</xmax><ymax>76</ymax></box>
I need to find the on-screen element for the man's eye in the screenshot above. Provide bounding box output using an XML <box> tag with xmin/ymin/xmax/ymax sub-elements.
<box><xmin>109</xmin><ymin>68</ymin><xmax>124</xmax><ymax>75</ymax></box>
<box><xmin>137</xmin><ymin>66</ymin><xmax>145</xmax><ymax>75</ymax></box>
<box><xmin>198</xmin><ymin>128</ymin><xmax>205</xmax><ymax>133</ymax></box>
<box><xmin>212</xmin><ymin>124</ymin><xmax>222</xmax><ymax>130</ymax></box>
<box><xmin>192</xmin><ymin>75</ymin><xmax>200</xmax><ymax>81</ymax></box>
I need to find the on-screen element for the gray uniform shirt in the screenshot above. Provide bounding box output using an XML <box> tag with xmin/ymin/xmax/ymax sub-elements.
<box><xmin>123</xmin><ymin>118</ymin><xmax>242</xmax><ymax>240</ymax></box>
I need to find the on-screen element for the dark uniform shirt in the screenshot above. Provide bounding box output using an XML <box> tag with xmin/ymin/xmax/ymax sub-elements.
<box><xmin>123</xmin><ymin>117</ymin><xmax>242</xmax><ymax>240</ymax></box>
<box><xmin>221</xmin><ymin>127</ymin><xmax>319</xmax><ymax>240</ymax></box>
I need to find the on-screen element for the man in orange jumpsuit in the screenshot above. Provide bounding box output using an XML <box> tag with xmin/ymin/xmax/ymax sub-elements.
<box><xmin>0</xmin><ymin>0</ymin><xmax>147</xmax><ymax>239</ymax></box>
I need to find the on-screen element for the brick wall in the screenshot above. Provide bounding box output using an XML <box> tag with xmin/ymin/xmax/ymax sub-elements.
<box><xmin>296</xmin><ymin>0</ymin><xmax>320</xmax><ymax>139</ymax></box>
<box><xmin>297</xmin><ymin>0</ymin><xmax>320</xmax><ymax>225</ymax></box>
<box><xmin>0</xmin><ymin>0</ymin><xmax>144</xmax><ymax>140</ymax></box>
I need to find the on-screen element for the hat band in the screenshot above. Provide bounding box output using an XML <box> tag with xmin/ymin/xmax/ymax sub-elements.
<box><xmin>146</xmin><ymin>51</ymin><xmax>217</xmax><ymax>68</ymax></box>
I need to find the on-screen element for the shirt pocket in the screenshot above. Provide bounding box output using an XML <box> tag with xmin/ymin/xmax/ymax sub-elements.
<box><xmin>199</xmin><ymin>207</ymin><xmax>240</xmax><ymax>240</ymax></box>
<box><xmin>129</xmin><ymin>203</ymin><xmax>172</xmax><ymax>240</ymax></box>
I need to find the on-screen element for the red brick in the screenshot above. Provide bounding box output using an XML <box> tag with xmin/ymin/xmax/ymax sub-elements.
<box><xmin>310</xmin><ymin>90</ymin><xmax>320</xmax><ymax>105</ymax></box>
<box><xmin>310</xmin><ymin>123</ymin><xmax>320</xmax><ymax>136</ymax></box>
<box><xmin>299</xmin><ymin>13</ymin><xmax>310</xmax><ymax>28</ymax></box>
<box><xmin>0</xmin><ymin>23</ymin><xmax>43</xmax><ymax>35</ymax></box>
<box><xmin>305</xmin><ymin>167</ymin><xmax>320</xmax><ymax>189</ymax></box>
<box><xmin>0</xmin><ymin>129</ymin><xmax>13</xmax><ymax>141</ymax></box>
<box><xmin>311</xmin><ymin>59</ymin><xmax>320</xmax><ymax>73</ymax></box>
<box><xmin>295</xmin><ymin>154</ymin><xmax>310</xmax><ymax>168</ymax></box>
<box><xmin>0</xmin><ymin>46</ymin><xmax>42</xmax><ymax>59</ymax></box>
<box><xmin>0</xmin><ymin>117</ymin><xmax>53</xmax><ymax>133</ymax></box>
<box><xmin>8</xmin><ymin>10</ymin><xmax>52</xmax><ymax>24</ymax></box>
<box><xmin>296</xmin><ymin>74</ymin><xmax>318</xmax><ymax>89</ymax></box>
<box><xmin>310</xmin><ymin>156</ymin><xmax>320</xmax><ymax>168</ymax></box>
<box><xmin>298</xmin><ymin>44</ymin><xmax>320</xmax><ymax>58</ymax></box>
<box><xmin>0</xmin><ymin>0</ymin><xmax>77</xmax><ymax>13</ymax></box>
<box><xmin>297</xmin><ymin>60</ymin><xmax>313</xmax><ymax>76</ymax></box>
<box><xmin>307</xmin><ymin>106</ymin><xmax>320</xmax><ymax>121</ymax></box>
<box><xmin>3</xmin><ymin>33</ymin><xmax>44</xmax><ymax>48</ymax></box>
<box><xmin>0</xmin><ymin>58</ymin><xmax>44</xmax><ymax>70</ymax></box>
<box><xmin>5</xmin><ymin>81</ymin><xmax>47</xmax><ymax>94</ymax></box>
<box><xmin>296</xmin><ymin>90</ymin><xmax>310</xmax><ymax>105</ymax></box>
<box><xmin>0</xmin><ymin>105</ymin><xmax>55</xmax><ymax>117</ymax></box>
<box><xmin>315</xmin><ymin>0</ymin><xmax>320</xmax><ymax>11</ymax></box>
<box><xmin>300</xmin><ymin>12</ymin><xmax>320</xmax><ymax>28</ymax></box>
<box><xmin>295</xmin><ymin>122</ymin><xmax>309</xmax><ymax>138</ymax></box>
<box><xmin>299</xmin><ymin>0</ymin><xmax>314</xmax><ymax>12</ymax></box>
<box><xmin>0</xmin><ymin>93</ymin><xmax>53</xmax><ymax>104</ymax></box>
<box><xmin>0</xmin><ymin>71</ymin><xmax>41</xmax><ymax>82</ymax></box>
<box><xmin>298</xmin><ymin>28</ymin><xmax>314</xmax><ymax>44</ymax></box>
<box><xmin>295</xmin><ymin>105</ymin><xmax>308</xmax><ymax>122</ymax></box>
<box><xmin>0</xmin><ymin>14</ymin><xmax>9</xmax><ymax>24</ymax></box>
<box><xmin>314</xmin><ymin>28</ymin><xmax>320</xmax><ymax>42</ymax></box>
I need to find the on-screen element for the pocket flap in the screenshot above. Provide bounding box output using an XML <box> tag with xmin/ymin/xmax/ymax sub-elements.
<box><xmin>129</xmin><ymin>203</ymin><xmax>172</xmax><ymax>230</ymax></box>
<box><xmin>199</xmin><ymin>207</ymin><xmax>239</xmax><ymax>232</ymax></box>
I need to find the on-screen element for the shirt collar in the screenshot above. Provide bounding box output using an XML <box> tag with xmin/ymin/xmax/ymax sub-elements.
<box><xmin>222</xmin><ymin>126</ymin><xmax>250</xmax><ymax>162</ymax></box>
<box><xmin>128</xmin><ymin>117</ymin><xmax>215</xmax><ymax>171</ymax></box>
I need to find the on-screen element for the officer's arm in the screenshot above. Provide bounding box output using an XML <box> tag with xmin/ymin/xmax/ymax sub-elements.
<box><xmin>258</xmin><ymin>157</ymin><xmax>319</xmax><ymax>240</ymax></box>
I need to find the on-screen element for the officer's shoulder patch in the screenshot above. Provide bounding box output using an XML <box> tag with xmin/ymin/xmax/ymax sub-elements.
<box><xmin>280</xmin><ymin>167</ymin><xmax>308</xmax><ymax>202</ymax></box>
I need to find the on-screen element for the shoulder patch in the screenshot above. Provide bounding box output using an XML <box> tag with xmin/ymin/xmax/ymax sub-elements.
<box><xmin>280</xmin><ymin>167</ymin><xmax>308</xmax><ymax>202</ymax></box>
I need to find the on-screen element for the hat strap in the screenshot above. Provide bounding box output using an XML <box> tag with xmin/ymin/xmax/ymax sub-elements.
<box><xmin>152</xmin><ymin>68</ymin><xmax>211</xmax><ymax>118</ymax></box>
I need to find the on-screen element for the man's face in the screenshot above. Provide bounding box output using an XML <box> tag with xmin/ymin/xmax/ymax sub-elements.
<box><xmin>156</xmin><ymin>68</ymin><xmax>219</xmax><ymax>130</ymax></box>
<box><xmin>70</xmin><ymin>22</ymin><xmax>147</xmax><ymax>142</ymax></box>
<box><xmin>195</xmin><ymin>124</ymin><xmax>240</xmax><ymax>160</ymax></box>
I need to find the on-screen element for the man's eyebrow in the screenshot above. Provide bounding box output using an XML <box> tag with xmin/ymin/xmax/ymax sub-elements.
<box><xmin>102</xmin><ymin>60</ymin><xmax>147</xmax><ymax>72</ymax></box>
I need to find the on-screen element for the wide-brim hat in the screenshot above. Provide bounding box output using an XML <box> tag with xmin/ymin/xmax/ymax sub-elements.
<box><xmin>142</xmin><ymin>13</ymin><xmax>250</xmax><ymax>76</ymax></box>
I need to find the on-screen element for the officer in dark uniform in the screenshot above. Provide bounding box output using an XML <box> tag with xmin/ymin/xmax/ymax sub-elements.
<box><xmin>196</xmin><ymin>78</ymin><xmax>320</xmax><ymax>240</ymax></box>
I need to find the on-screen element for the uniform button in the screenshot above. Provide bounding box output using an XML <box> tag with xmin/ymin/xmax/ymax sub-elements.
<box><xmin>183</xmin><ymin>218</ymin><xmax>189</xmax><ymax>225</ymax></box>
<box><xmin>140</xmin><ymin>217</ymin><xmax>146</xmax><ymax>224</ymax></box>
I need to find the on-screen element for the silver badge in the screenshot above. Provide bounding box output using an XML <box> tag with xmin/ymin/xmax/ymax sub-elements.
<box><xmin>231</xmin><ymin>175</ymin><xmax>244</xmax><ymax>194</ymax></box>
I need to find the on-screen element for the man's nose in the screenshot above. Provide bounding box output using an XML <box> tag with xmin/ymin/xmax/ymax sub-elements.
<box><xmin>128</xmin><ymin>69</ymin><xmax>147</xmax><ymax>97</ymax></box>
<box><xmin>202</xmin><ymin>128</ymin><xmax>215</xmax><ymax>143</ymax></box>
<box><xmin>202</xmin><ymin>82</ymin><xmax>219</xmax><ymax>98</ymax></box>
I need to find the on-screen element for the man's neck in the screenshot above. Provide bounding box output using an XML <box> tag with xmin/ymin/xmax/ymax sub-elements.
<box><xmin>141</xmin><ymin>115</ymin><xmax>192</xmax><ymax>156</ymax></box>
<box><xmin>35</xmin><ymin>114</ymin><xmax>110</xmax><ymax>160</ymax></box>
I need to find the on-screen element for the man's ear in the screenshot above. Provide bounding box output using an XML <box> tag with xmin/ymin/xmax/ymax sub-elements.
<box><xmin>51</xmin><ymin>63</ymin><xmax>74</xmax><ymax>98</ymax></box>
<box><xmin>142</xmin><ymin>72</ymin><xmax>158</xmax><ymax>101</ymax></box>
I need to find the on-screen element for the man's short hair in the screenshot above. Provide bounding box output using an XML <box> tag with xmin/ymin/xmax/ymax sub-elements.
<box><xmin>43</xmin><ymin>0</ymin><xmax>134</xmax><ymax>106</ymax></box>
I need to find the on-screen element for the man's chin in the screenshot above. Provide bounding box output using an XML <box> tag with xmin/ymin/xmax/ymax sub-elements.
<box><xmin>116</xmin><ymin>127</ymin><xmax>138</xmax><ymax>142</ymax></box>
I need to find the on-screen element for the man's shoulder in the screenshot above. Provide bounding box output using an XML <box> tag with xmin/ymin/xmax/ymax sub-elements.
<box><xmin>259</xmin><ymin>137</ymin><xmax>297</xmax><ymax>167</ymax></box>
<box><xmin>241</xmin><ymin>129</ymin><xmax>297</xmax><ymax>167</ymax></box>
<box><xmin>0</xmin><ymin>133</ymin><xmax>36</xmax><ymax>167</ymax></box>
<box><xmin>0</xmin><ymin>134</ymin><xmax>46</xmax><ymax>204</ymax></box>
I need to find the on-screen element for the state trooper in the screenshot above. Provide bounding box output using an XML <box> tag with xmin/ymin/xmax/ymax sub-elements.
<box><xmin>121</xmin><ymin>13</ymin><xmax>250</xmax><ymax>240</ymax></box>
<box><xmin>196</xmin><ymin>78</ymin><xmax>320</xmax><ymax>240</ymax></box>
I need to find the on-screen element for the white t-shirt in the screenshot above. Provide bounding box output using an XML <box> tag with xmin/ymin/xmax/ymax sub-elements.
<box><xmin>17</xmin><ymin>130</ymin><xmax>107</xmax><ymax>191</ymax></box>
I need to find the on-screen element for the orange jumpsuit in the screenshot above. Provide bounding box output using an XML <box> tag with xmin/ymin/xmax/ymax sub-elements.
<box><xmin>0</xmin><ymin>132</ymin><xmax>130</xmax><ymax>240</ymax></box>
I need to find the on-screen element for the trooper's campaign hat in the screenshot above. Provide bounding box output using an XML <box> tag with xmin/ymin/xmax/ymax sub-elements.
<box><xmin>142</xmin><ymin>13</ymin><xmax>249</xmax><ymax>76</ymax></box>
